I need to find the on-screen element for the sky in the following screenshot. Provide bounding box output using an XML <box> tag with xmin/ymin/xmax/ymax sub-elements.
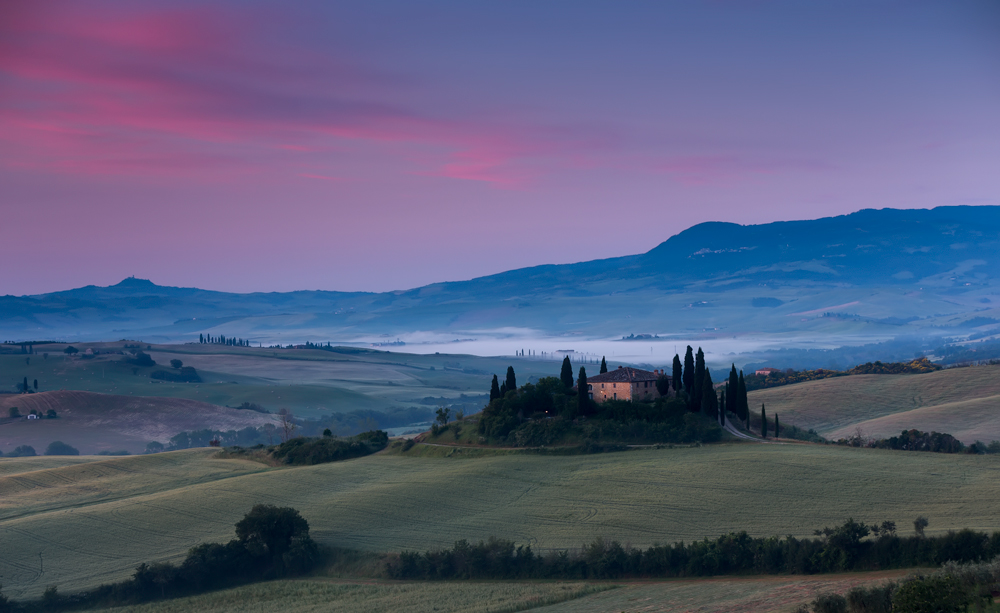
<box><xmin>2</xmin><ymin>0</ymin><xmax>998</xmax><ymax>296</ymax></box>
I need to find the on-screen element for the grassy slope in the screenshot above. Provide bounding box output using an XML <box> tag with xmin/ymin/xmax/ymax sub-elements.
<box><xmin>0</xmin><ymin>344</ymin><xmax>559</xmax><ymax>418</ymax></box>
<box><xmin>85</xmin><ymin>581</ymin><xmax>608</xmax><ymax>613</ymax></box>
<box><xmin>79</xmin><ymin>571</ymin><xmax>912</xmax><ymax>613</ymax></box>
<box><xmin>0</xmin><ymin>391</ymin><xmax>278</xmax><ymax>454</ymax></box>
<box><xmin>3</xmin><ymin>444</ymin><xmax>999</xmax><ymax>598</ymax></box>
<box><xmin>748</xmin><ymin>364</ymin><xmax>1000</xmax><ymax>441</ymax></box>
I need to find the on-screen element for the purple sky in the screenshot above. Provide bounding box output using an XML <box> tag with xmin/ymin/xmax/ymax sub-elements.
<box><xmin>2</xmin><ymin>0</ymin><xmax>998</xmax><ymax>295</ymax></box>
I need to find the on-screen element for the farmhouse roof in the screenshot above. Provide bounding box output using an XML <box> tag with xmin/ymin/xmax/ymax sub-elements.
<box><xmin>586</xmin><ymin>366</ymin><xmax>661</xmax><ymax>384</ymax></box>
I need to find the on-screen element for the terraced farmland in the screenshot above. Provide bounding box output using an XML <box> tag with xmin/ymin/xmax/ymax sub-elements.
<box><xmin>748</xmin><ymin>364</ymin><xmax>1000</xmax><ymax>441</ymax></box>
<box><xmin>3</xmin><ymin>443</ymin><xmax>999</xmax><ymax>599</ymax></box>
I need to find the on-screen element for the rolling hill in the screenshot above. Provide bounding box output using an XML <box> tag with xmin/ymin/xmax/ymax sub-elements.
<box><xmin>0</xmin><ymin>391</ymin><xmax>277</xmax><ymax>454</ymax></box>
<box><xmin>748</xmin><ymin>364</ymin><xmax>1000</xmax><ymax>442</ymax></box>
<box><xmin>1</xmin><ymin>206</ymin><xmax>998</xmax><ymax>348</ymax></box>
<box><xmin>2</xmin><ymin>444</ymin><xmax>999</xmax><ymax>599</ymax></box>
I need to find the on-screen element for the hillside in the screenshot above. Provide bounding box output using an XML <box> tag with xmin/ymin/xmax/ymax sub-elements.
<box><xmin>748</xmin><ymin>364</ymin><xmax>1000</xmax><ymax>441</ymax></box>
<box><xmin>1</xmin><ymin>206</ymin><xmax>999</xmax><ymax>348</ymax></box>
<box><xmin>2</xmin><ymin>444</ymin><xmax>999</xmax><ymax>599</ymax></box>
<box><xmin>0</xmin><ymin>391</ymin><xmax>277</xmax><ymax>454</ymax></box>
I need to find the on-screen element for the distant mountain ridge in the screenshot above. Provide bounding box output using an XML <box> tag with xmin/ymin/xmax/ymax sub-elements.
<box><xmin>2</xmin><ymin>206</ymin><xmax>999</xmax><ymax>343</ymax></box>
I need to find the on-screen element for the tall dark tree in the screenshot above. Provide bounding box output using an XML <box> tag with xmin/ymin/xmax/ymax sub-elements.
<box><xmin>719</xmin><ymin>388</ymin><xmax>726</xmax><ymax>425</ymax></box>
<box><xmin>682</xmin><ymin>346</ymin><xmax>694</xmax><ymax>394</ymax></box>
<box><xmin>499</xmin><ymin>382</ymin><xmax>507</xmax><ymax>397</ymax></box>
<box><xmin>699</xmin><ymin>368</ymin><xmax>715</xmax><ymax>416</ymax></box>
<box><xmin>33</xmin><ymin>379</ymin><xmax>38</xmax><ymax>391</ymax></box>
<box><xmin>736</xmin><ymin>370</ymin><xmax>749</xmax><ymax>427</ymax></box>
<box><xmin>672</xmin><ymin>354</ymin><xmax>682</xmax><ymax>391</ymax></box>
<box><xmin>560</xmin><ymin>356</ymin><xmax>574</xmax><ymax>388</ymax></box>
<box><xmin>23</xmin><ymin>376</ymin><xmax>28</xmax><ymax>393</ymax></box>
<box><xmin>691</xmin><ymin>348</ymin><xmax>706</xmax><ymax>411</ymax></box>
<box><xmin>505</xmin><ymin>366</ymin><xmax>517</xmax><ymax>393</ymax></box>
<box><xmin>761</xmin><ymin>404</ymin><xmax>768</xmax><ymax>438</ymax></box>
<box><xmin>774</xmin><ymin>413</ymin><xmax>780</xmax><ymax>438</ymax></box>
<box><xmin>199</xmin><ymin>333</ymin><xmax>204</xmax><ymax>343</ymax></box>
<box><xmin>600</xmin><ymin>357</ymin><xmax>608</xmax><ymax>374</ymax></box>
<box><xmin>489</xmin><ymin>375</ymin><xmax>501</xmax><ymax>401</ymax></box>
<box><xmin>727</xmin><ymin>364</ymin><xmax>739</xmax><ymax>416</ymax></box>
<box><xmin>577</xmin><ymin>367</ymin><xmax>589</xmax><ymax>415</ymax></box>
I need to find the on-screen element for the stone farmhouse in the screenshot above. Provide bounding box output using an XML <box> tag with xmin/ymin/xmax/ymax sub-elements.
<box><xmin>585</xmin><ymin>366</ymin><xmax>669</xmax><ymax>403</ymax></box>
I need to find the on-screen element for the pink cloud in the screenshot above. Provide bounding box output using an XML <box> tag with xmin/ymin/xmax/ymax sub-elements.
<box><xmin>0</xmin><ymin>3</ymin><xmax>609</xmax><ymax>189</ymax></box>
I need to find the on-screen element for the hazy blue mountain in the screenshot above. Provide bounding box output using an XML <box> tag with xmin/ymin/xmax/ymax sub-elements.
<box><xmin>2</xmin><ymin>206</ymin><xmax>998</xmax><ymax>344</ymax></box>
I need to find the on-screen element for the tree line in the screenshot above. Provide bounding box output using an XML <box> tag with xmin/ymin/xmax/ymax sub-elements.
<box><xmin>198</xmin><ymin>334</ymin><xmax>250</xmax><ymax>347</ymax></box>
<box><xmin>388</xmin><ymin>518</ymin><xmax>1000</xmax><ymax>581</ymax></box>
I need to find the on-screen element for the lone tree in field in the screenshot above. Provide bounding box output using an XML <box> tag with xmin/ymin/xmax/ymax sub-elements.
<box><xmin>761</xmin><ymin>404</ymin><xmax>768</xmax><ymax>438</ymax></box>
<box><xmin>560</xmin><ymin>356</ymin><xmax>574</xmax><ymax>388</ymax></box>
<box><xmin>235</xmin><ymin>504</ymin><xmax>313</xmax><ymax>572</ymax></box>
<box><xmin>672</xmin><ymin>354</ymin><xmax>682</xmax><ymax>392</ymax></box>
<box><xmin>33</xmin><ymin>379</ymin><xmax>38</xmax><ymax>391</ymax></box>
<box><xmin>489</xmin><ymin>374</ymin><xmax>501</xmax><ymax>401</ymax></box>
<box><xmin>64</xmin><ymin>346</ymin><xmax>78</xmax><ymax>355</ymax></box>
<box><xmin>683</xmin><ymin>346</ymin><xmax>694</xmax><ymax>394</ymax></box>
<box><xmin>914</xmin><ymin>516</ymin><xmax>929</xmax><ymax>537</ymax></box>
<box><xmin>600</xmin><ymin>356</ymin><xmax>608</xmax><ymax>374</ymax></box>
<box><xmin>170</xmin><ymin>359</ymin><xmax>183</xmax><ymax>369</ymax></box>
<box><xmin>774</xmin><ymin>413</ymin><xmax>780</xmax><ymax>438</ymax></box>
<box><xmin>505</xmin><ymin>366</ymin><xmax>517</xmax><ymax>393</ymax></box>
<box><xmin>577</xmin><ymin>366</ymin><xmax>589</xmax><ymax>415</ymax></box>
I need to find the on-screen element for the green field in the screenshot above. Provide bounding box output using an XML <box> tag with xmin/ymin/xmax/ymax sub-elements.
<box><xmin>76</xmin><ymin>571</ymin><xmax>913</xmax><ymax>613</ymax></box>
<box><xmin>748</xmin><ymin>364</ymin><xmax>1000</xmax><ymax>442</ymax></box>
<box><xmin>84</xmin><ymin>580</ymin><xmax>608</xmax><ymax>613</ymax></box>
<box><xmin>3</xmin><ymin>443</ymin><xmax>999</xmax><ymax>599</ymax></box>
<box><xmin>0</xmin><ymin>343</ymin><xmax>563</xmax><ymax>418</ymax></box>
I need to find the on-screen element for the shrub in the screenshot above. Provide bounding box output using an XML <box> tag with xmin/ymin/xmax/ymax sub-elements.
<box><xmin>811</xmin><ymin>593</ymin><xmax>847</xmax><ymax>613</ymax></box>
<box><xmin>46</xmin><ymin>409</ymin><xmax>58</xmax><ymax>418</ymax></box>
<box><xmin>8</xmin><ymin>407</ymin><xmax>19</xmax><ymax>418</ymax></box>
<box><xmin>170</xmin><ymin>359</ymin><xmax>183</xmax><ymax>369</ymax></box>
<box><xmin>402</xmin><ymin>438</ymin><xmax>416</xmax><ymax>451</ymax></box>
<box><xmin>151</xmin><ymin>367</ymin><xmax>201</xmax><ymax>382</ymax></box>
<box><xmin>846</xmin><ymin>582</ymin><xmax>896</xmax><ymax>613</ymax></box>
<box><xmin>269</xmin><ymin>432</ymin><xmax>387</xmax><ymax>466</ymax></box>
<box><xmin>890</xmin><ymin>575</ymin><xmax>969</xmax><ymax>613</ymax></box>
<box><xmin>45</xmin><ymin>441</ymin><xmax>80</xmax><ymax>456</ymax></box>
<box><xmin>144</xmin><ymin>441</ymin><xmax>165</xmax><ymax>454</ymax></box>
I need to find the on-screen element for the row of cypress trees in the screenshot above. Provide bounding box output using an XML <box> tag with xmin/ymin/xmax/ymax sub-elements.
<box><xmin>488</xmin><ymin>349</ymin><xmax>779</xmax><ymax>438</ymax></box>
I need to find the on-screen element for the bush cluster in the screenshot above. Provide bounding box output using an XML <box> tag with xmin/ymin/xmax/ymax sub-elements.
<box><xmin>388</xmin><ymin>520</ymin><xmax>1000</xmax><ymax>580</ymax></box>
<box><xmin>150</xmin><ymin>367</ymin><xmax>201</xmax><ymax>383</ymax></box>
<box><xmin>269</xmin><ymin>431</ymin><xmax>388</xmax><ymax>465</ymax></box>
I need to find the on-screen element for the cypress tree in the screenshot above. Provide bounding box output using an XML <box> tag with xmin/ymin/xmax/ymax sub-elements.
<box><xmin>490</xmin><ymin>375</ymin><xmax>500</xmax><ymax>401</ymax></box>
<box><xmin>691</xmin><ymin>347</ymin><xmax>705</xmax><ymax>411</ymax></box>
<box><xmin>600</xmin><ymin>357</ymin><xmax>608</xmax><ymax>374</ymax></box>
<box><xmin>719</xmin><ymin>388</ymin><xmax>726</xmax><ymax>425</ymax></box>
<box><xmin>23</xmin><ymin>376</ymin><xmax>28</xmax><ymax>393</ymax></box>
<box><xmin>761</xmin><ymin>404</ymin><xmax>768</xmax><ymax>438</ymax></box>
<box><xmin>560</xmin><ymin>356</ymin><xmax>574</xmax><ymax>388</ymax></box>
<box><xmin>727</xmin><ymin>364</ymin><xmax>738</xmax><ymax>416</ymax></box>
<box><xmin>672</xmin><ymin>354</ymin><xmax>682</xmax><ymax>392</ymax></box>
<box><xmin>738</xmin><ymin>371</ymin><xmax>749</xmax><ymax>426</ymax></box>
<box><xmin>499</xmin><ymin>382</ymin><xmax>507</xmax><ymax>397</ymax></box>
<box><xmin>699</xmin><ymin>368</ymin><xmax>714</xmax><ymax>416</ymax></box>
<box><xmin>682</xmin><ymin>346</ymin><xmax>694</xmax><ymax>394</ymax></box>
<box><xmin>199</xmin><ymin>333</ymin><xmax>204</xmax><ymax>343</ymax></box>
<box><xmin>505</xmin><ymin>366</ymin><xmax>517</xmax><ymax>393</ymax></box>
<box><xmin>33</xmin><ymin>379</ymin><xmax>38</xmax><ymax>391</ymax></box>
<box><xmin>577</xmin><ymin>366</ymin><xmax>589</xmax><ymax>415</ymax></box>
<box><xmin>774</xmin><ymin>413</ymin><xmax>780</xmax><ymax>438</ymax></box>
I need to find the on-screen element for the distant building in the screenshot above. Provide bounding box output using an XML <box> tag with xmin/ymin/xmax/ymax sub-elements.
<box><xmin>755</xmin><ymin>367</ymin><xmax>780</xmax><ymax>376</ymax></box>
<box><xmin>585</xmin><ymin>366</ymin><xmax>667</xmax><ymax>403</ymax></box>
<box><xmin>26</xmin><ymin>414</ymin><xmax>39</xmax><ymax>420</ymax></box>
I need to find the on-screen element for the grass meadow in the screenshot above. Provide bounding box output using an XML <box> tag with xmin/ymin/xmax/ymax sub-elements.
<box><xmin>83</xmin><ymin>580</ymin><xmax>609</xmax><ymax>613</ymax></box>
<box><xmin>748</xmin><ymin>364</ymin><xmax>1000</xmax><ymax>441</ymax></box>
<box><xmin>3</xmin><ymin>443</ymin><xmax>999</xmax><ymax>599</ymax></box>
<box><xmin>76</xmin><ymin>572</ymin><xmax>918</xmax><ymax>613</ymax></box>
